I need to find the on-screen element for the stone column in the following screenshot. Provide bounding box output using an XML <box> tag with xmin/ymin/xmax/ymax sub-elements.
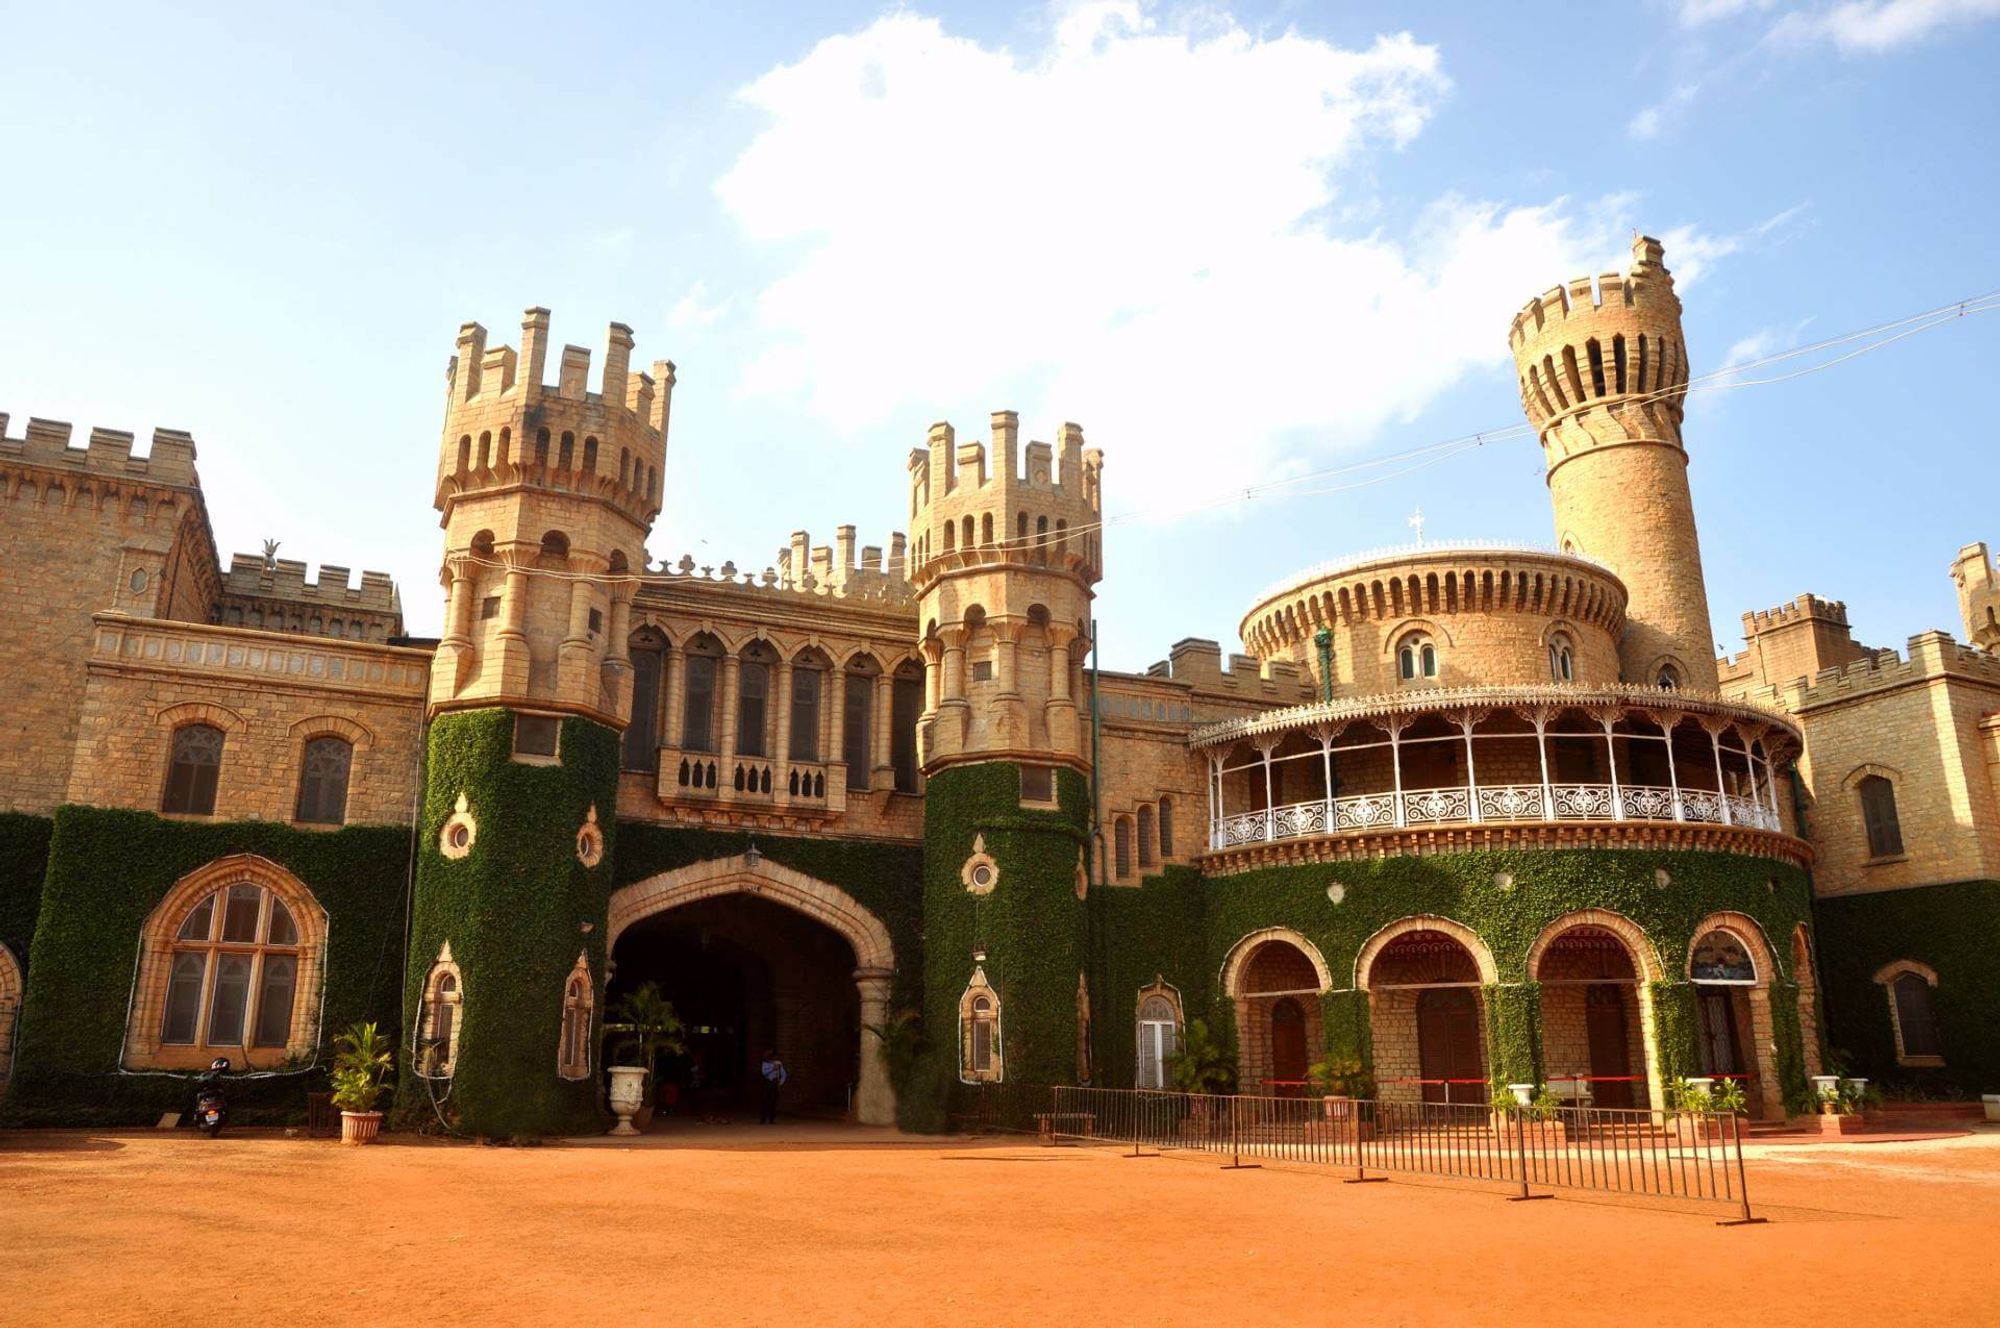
<box><xmin>1045</xmin><ymin>625</ymin><xmax>1078</xmax><ymax>758</ymax></box>
<box><xmin>600</xmin><ymin>587</ymin><xmax>634</xmax><ymax>720</ymax></box>
<box><xmin>719</xmin><ymin>653</ymin><xmax>741</xmax><ymax>761</ymax></box>
<box><xmin>496</xmin><ymin>551</ymin><xmax>532</xmax><ymax>695</ymax></box>
<box><xmin>773</xmin><ymin>659</ymin><xmax>794</xmax><ymax>779</ymax></box>
<box><xmin>854</xmin><ymin>967</ymin><xmax>896</xmax><ymax>1126</ymax></box>
<box><xmin>661</xmin><ymin>643</ymin><xmax>686</xmax><ymax>749</ymax></box>
<box><xmin>934</xmin><ymin>627</ymin><xmax>969</xmax><ymax>759</ymax></box>
<box><xmin>871</xmin><ymin>669</ymin><xmax>895</xmax><ymax>786</ymax></box>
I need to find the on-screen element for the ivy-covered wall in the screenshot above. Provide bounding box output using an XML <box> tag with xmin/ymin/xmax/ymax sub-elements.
<box><xmin>916</xmin><ymin>762</ymin><xmax>1090</xmax><ymax>1129</ymax></box>
<box><xmin>398</xmin><ymin>708</ymin><xmax>619</xmax><ymax>1139</ymax></box>
<box><xmin>1814</xmin><ymin>879</ymin><xmax>2000</xmax><ymax>1092</ymax></box>
<box><xmin>0</xmin><ymin>812</ymin><xmax>53</xmax><ymax>973</ymax></box>
<box><xmin>4</xmin><ymin>805</ymin><xmax>409</xmax><ymax>1125</ymax></box>
<box><xmin>1077</xmin><ymin>846</ymin><xmax>1815</xmax><ymax>1105</ymax></box>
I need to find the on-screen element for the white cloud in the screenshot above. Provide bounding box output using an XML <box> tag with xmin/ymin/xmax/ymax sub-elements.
<box><xmin>1676</xmin><ymin>0</ymin><xmax>1777</xmax><ymax>25</ymax></box>
<box><xmin>666</xmin><ymin>281</ymin><xmax>728</xmax><ymax>330</ymax></box>
<box><xmin>1770</xmin><ymin>0</ymin><xmax>2000</xmax><ymax>51</ymax></box>
<box><xmin>712</xmin><ymin>6</ymin><xmax>1748</xmax><ymax>514</ymax></box>
<box><xmin>1628</xmin><ymin>83</ymin><xmax>1702</xmax><ymax>138</ymax></box>
<box><xmin>1659</xmin><ymin>203</ymin><xmax>1807</xmax><ymax>286</ymax></box>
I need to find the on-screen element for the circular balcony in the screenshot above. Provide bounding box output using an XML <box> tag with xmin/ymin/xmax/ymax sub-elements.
<box><xmin>1189</xmin><ymin>683</ymin><xmax>1807</xmax><ymax>871</ymax></box>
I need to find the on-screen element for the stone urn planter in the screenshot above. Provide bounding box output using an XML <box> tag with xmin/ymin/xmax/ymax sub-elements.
<box><xmin>608</xmin><ymin>1066</ymin><xmax>648</xmax><ymax>1136</ymax></box>
<box><xmin>1810</xmin><ymin>1074</ymin><xmax>1840</xmax><ymax>1099</ymax></box>
<box><xmin>340</xmin><ymin>1110</ymin><xmax>383</xmax><ymax>1146</ymax></box>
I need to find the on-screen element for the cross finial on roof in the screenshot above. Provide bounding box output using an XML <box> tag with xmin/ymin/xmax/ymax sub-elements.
<box><xmin>1407</xmin><ymin>507</ymin><xmax>1426</xmax><ymax>545</ymax></box>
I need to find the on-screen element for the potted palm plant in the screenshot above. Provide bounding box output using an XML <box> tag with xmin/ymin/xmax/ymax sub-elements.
<box><xmin>605</xmin><ymin>982</ymin><xmax>686</xmax><ymax>1136</ymax></box>
<box><xmin>1165</xmin><ymin>1019</ymin><xmax>1236</xmax><ymax>1137</ymax></box>
<box><xmin>330</xmin><ymin>1021</ymin><xmax>394</xmax><ymax>1145</ymax></box>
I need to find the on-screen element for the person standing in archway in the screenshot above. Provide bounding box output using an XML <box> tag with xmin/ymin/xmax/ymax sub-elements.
<box><xmin>758</xmin><ymin>1049</ymin><xmax>787</xmax><ymax>1125</ymax></box>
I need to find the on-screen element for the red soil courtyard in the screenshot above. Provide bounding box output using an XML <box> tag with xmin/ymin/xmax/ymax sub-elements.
<box><xmin>4</xmin><ymin>1122</ymin><xmax>1998</xmax><ymax>1326</ymax></box>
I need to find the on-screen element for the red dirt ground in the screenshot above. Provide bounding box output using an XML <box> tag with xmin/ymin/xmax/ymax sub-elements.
<box><xmin>4</xmin><ymin>1121</ymin><xmax>1998</xmax><ymax>1326</ymax></box>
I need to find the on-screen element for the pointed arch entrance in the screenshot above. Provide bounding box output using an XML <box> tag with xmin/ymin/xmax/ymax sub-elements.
<box><xmin>607</xmin><ymin>855</ymin><xmax>896</xmax><ymax>1125</ymax></box>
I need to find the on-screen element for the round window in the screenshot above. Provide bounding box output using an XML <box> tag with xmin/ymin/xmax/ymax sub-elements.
<box><xmin>449</xmin><ymin>824</ymin><xmax>470</xmax><ymax>850</ymax></box>
<box><xmin>971</xmin><ymin>864</ymin><xmax>993</xmax><ymax>888</ymax></box>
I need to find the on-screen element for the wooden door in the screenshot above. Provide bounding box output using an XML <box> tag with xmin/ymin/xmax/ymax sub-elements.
<box><xmin>1584</xmin><ymin>984</ymin><xmax>1635</xmax><ymax>1109</ymax></box>
<box><xmin>1697</xmin><ymin>989</ymin><xmax>1742</xmax><ymax>1076</ymax></box>
<box><xmin>1269</xmin><ymin>998</ymin><xmax>1308</xmax><ymax>1088</ymax></box>
<box><xmin>1417</xmin><ymin>989</ymin><xmax>1484</xmax><ymax>1105</ymax></box>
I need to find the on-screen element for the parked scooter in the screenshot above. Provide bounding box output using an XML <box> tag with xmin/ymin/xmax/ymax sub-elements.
<box><xmin>193</xmin><ymin>1057</ymin><xmax>230</xmax><ymax>1137</ymax></box>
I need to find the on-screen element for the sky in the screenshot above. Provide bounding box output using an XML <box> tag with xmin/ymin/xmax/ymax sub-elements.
<box><xmin>3</xmin><ymin>0</ymin><xmax>1997</xmax><ymax>670</ymax></box>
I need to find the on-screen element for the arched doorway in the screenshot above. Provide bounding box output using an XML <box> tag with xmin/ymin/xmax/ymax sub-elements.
<box><xmin>1529</xmin><ymin>918</ymin><xmax>1657</xmax><ymax>1110</ymax></box>
<box><xmin>1221</xmin><ymin>929</ymin><xmax>1330</xmax><ymax>1095</ymax></box>
<box><xmin>1358</xmin><ymin>920</ymin><xmax>1495</xmax><ymax>1107</ymax></box>
<box><xmin>1686</xmin><ymin>913</ymin><xmax>1781</xmax><ymax>1119</ymax></box>
<box><xmin>607</xmin><ymin>855</ymin><xmax>896</xmax><ymax>1125</ymax></box>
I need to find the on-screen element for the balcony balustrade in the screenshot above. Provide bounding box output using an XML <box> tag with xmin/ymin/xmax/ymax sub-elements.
<box><xmin>1193</xmin><ymin>683</ymin><xmax>1802</xmax><ymax>859</ymax></box>
<box><xmin>655</xmin><ymin>745</ymin><xmax>846</xmax><ymax>817</ymax></box>
<box><xmin>1215</xmin><ymin>782</ymin><xmax>1781</xmax><ymax>850</ymax></box>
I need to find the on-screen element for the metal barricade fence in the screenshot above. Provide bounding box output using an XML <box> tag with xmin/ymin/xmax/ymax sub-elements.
<box><xmin>1009</xmin><ymin>1085</ymin><xmax>1760</xmax><ymax>1223</ymax></box>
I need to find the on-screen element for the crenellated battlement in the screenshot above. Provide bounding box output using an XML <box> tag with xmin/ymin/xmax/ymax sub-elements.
<box><xmin>1508</xmin><ymin>235</ymin><xmax>1689</xmax><ymax>451</ymax></box>
<box><xmin>1507</xmin><ymin>235</ymin><xmax>1681</xmax><ymax>349</ymax></box>
<box><xmin>1760</xmin><ymin>629</ymin><xmax>2000</xmax><ymax>712</ymax></box>
<box><xmin>221</xmin><ymin>553</ymin><xmax>401</xmax><ymax>615</ymax></box>
<box><xmin>1743</xmin><ymin>592</ymin><xmax>1851</xmax><ymax>635</ymax></box>
<box><xmin>905</xmin><ymin>412</ymin><xmax>1105</xmax><ymax>586</ymax></box>
<box><xmin>1146</xmin><ymin>637</ymin><xmax>1313</xmax><ymax>702</ymax></box>
<box><xmin>0</xmin><ymin>413</ymin><xmax>200</xmax><ymax>490</ymax></box>
<box><xmin>436</xmin><ymin>308</ymin><xmax>674</xmax><ymax>530</ymax></box>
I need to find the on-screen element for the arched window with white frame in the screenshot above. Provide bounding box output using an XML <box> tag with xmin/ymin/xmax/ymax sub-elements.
<box><xmin>127</xmin><ymin>857</ymin><xmax>325</xmax><ymax>1070</ymax></box>
<box><xmin>418</xmin><ymin>943</ymin><xmax>463</xmax><ymax>1078</ymax></box>
<box><xmin>1875</xmin><ymin>961</ymin><xmax>1943</xmax><ymax>1065</ymax></box>
<box><xmin>1396</xmin><ymin>632</ymin><xmax>1439</xmax><ymax>684</ymax></box>
<box><xmin>1547</xmin><ymin>632</ymin><xmax>1575</xmax><ymax>683</ymax></box>
<box><xmin>959</xmin><ymin>968</ymin><xmax>1002</xmax><ymax>1083</ymax></box>
<box><xmin>1135</xmin><ymin>982</ymin><xmax>1181</xmax><ymax>1090</ymax></box>
<box><xmin>558</xmin><ymin>953</ymin><xmax>595</xmax><ymax>1080</ymax></box>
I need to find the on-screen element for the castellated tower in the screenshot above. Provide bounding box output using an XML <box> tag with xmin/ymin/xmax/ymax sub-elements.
<box><xmin>908</xmin><ymin>413</ymin><xmax>1105</xmax><ymax>1105</ymax></box>
<box><xmin>907</xmin><ymin>412</ymin><xmax>1104</xmax><ymax>771</ymax></box>
<box><xmin>405</xmin><ymin>311</ymin><xmax>674</xmax><ymax>1139</ymax></box>
<box><xmin>431</xmin><ymin>310</ymin><xmax>674</xmax><ymax>724</ymax></box>
<box><xmin>1511</xmin><ymin>235</ymin><xmax>1718</xmax><ymax>691</ymax></box>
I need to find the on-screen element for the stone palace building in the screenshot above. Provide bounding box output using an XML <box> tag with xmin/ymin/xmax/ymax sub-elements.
<box><xmin>1</xmin><ymin>236</ymin><xmax>1993</xmax><ymax>1133</ymax></box>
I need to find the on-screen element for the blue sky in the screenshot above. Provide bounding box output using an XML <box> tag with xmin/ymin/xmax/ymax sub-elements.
<box><xmin>3</xmin><ymin>1</ymin><xmax>1996</xmax><ymax>669</ymax></box>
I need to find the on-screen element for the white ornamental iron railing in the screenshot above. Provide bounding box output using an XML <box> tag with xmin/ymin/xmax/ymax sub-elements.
<box><xmin>1213</xmin><ymin>783</ymin><xmax>1783</xmax><ymax>851</ymax></box>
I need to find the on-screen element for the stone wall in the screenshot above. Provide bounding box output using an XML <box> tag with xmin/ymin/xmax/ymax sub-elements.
<box><xmin>68</xmin><ymin>616</ymin><xmax>428</xmax><ymax>826</ymax></box>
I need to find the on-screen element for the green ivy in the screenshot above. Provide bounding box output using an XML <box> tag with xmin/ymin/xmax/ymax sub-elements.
<box><xmin>917</xmin><ymin>762</ymin><xmax>1090</xmax><ymax>1127</ymax></box>
<box><xmin>4</xmin><ymin>806</ymin><xmax>408</xmax><ymax>1126</ymax></box>
<box><xmin>1078</xmin><ymin>846</ymin><xmax>1814</xmax><ymax>1103</ymax></box>
<box><xmin>0</xmin><ymin>812</ymin><xmax>53</xmax><ymax>968</ymax></box>
<box><xmin>1813</xmin><ymin>879</ymin><xmax>2000</xmax><ymax>1091</ymax></box>
<box><xmin>398</xmin><ymin>709</ymin><xmax>619</xmax><ymax>1139</ymax></box>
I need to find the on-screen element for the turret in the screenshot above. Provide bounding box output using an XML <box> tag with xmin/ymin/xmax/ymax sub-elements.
<box><xmin>907</xmin><ymin>412</ymin><xmax>1103</xmax><ymax>771</ymax></box>
<box><xmin>1510</xmin><ymin>236</ymin><xmax>1717</xmax><ymax>690</ymax></box>
<box><xmin>430</xmin><ymin>309</ymin><xmax>675</xmax><ymax>726</ymax></box>
<box><xmin>1952</xmin><ymin>542</ymin><xmax>2000</xmax><ymax>651</ymax></box>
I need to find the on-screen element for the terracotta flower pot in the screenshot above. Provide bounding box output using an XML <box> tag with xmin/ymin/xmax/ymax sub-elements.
<box><xmin>340</xmin><ymin>1110</ymin><xmax>383</xmax><ymax>1146</ymax></box>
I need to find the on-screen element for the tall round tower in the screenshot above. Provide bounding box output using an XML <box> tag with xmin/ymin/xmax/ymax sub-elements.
<box><xmin>1510</xmin><ymin>235</ymin><xmax>1716</xmax><ymax>691</ymax></box>
<box><xmin>404</xmin><ymin>310</ymin><xmax>674</xmax><ymax>1137</ymax></box>
<box><xmin>906</xmin><ymin>413</ymin><xmax>1104</xmax><ymax>1100</ymax></box>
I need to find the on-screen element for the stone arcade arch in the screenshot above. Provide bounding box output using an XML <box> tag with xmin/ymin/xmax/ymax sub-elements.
<box><xmin>1220</xmin><ymin>928</ymin><xmax>1331</xmax><ymax>1094</ymax></box>
<box><xmin>1356</xmin><ymin>916</ymin><xmax>1497</xmax><ymax>1107</ymax></box>
<box><xmin>1685</xmin><ymin>910</ymin><xmax>1784</xmax><ymax>1119</ymax></box>
<box><xmin>607</xmin><ymin>854</ymin><xmax>896</xmax><ymax>1125</ymax></box>
<box><xmin>1528</xmin><ymin>910</ymin><xmax>1664</xmax><ymax>1111</ymax></box>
